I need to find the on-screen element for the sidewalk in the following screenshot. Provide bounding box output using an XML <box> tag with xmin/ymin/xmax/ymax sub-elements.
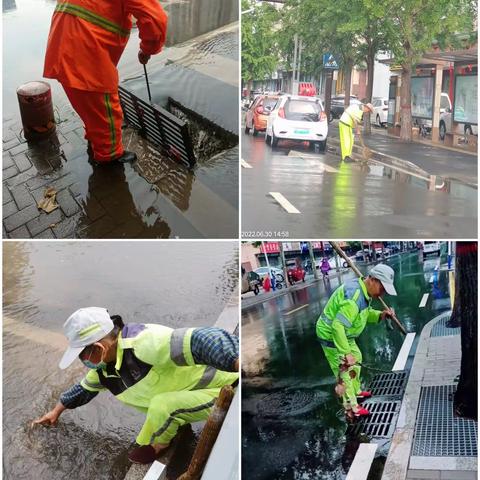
<box><xmin>329</xmin><ymin>124</ymin><xmax>477</xmax><ymax>186</ymax></box>
<box><xmin>383</xmin><ymin>311</ymin><xmax>477</xmax><ymax>480</ymax></box>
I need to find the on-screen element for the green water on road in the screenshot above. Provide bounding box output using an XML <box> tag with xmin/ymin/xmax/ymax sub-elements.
<box><xmin>242</xmin><ymin>249</ymin><xmax>451</xmax><ymax>479</ymax></box>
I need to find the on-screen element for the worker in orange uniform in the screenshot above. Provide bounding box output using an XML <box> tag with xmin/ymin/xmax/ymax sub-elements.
<box><xmin>43</xmin><ymin>0</ymin><xmax>168</xmax><ymax>164</ymax></box>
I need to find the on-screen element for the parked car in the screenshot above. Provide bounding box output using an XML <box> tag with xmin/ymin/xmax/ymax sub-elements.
<box><xmin>375</xmin><ymin>247</ymin><xmax>390</xmax><ymax>258</ymax></box>
<box><xmin>329</xmin><ymin>95</ymin><xmax>362</xmax><ymax>122</ymax></box>
<box><xmin>241</xmin><ymin>269</ymin><xmax>261</xmax><ymax>295</ymax></box>
<box><xmin>422</xmin><ymin>241</ymin><xmax>441</xmax><ymax>259</ymax></box>
<box><xmin>245</xmin><ymin>94</ymin><xmax>280</xmax><ymax>136</ymax></box>
<box><xmin>439</xmin><ymin>92</ymin><xmax>477</xmax><ymax>140</ymax></box>
<box><xmin>326</xmin><ymin>256</ymin><xmax>350</xmax><ymax>269</ymax></box>
<box><xmin>265</xmin><ymin>95</ymin><xmax>328</xmax><ymax>151</ymax></box>
<box><xmin>372</xmin><ymin>97</ymin><xmax>388</xmax><ymax>127</ymax></box>
<box><xmin>254</xmin><ymin>266</ymin><xmax>284</xmax><ymax>281</ymax></box>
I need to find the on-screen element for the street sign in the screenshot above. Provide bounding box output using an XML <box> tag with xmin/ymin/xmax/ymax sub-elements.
<box><xmin>323</xmin><ymin>53</ymin><xmax>339</xmax><ymax>69</ymax></box>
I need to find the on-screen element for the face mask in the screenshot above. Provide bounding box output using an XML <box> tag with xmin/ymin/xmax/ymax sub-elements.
<box><xmin>81</xmin><ymin>344</ymin><xmax>107</xmax><ymax>369</ymax></box>
<box><xmin>82</xmin><ymin>359</ymin><xmax>107</xmax><ymax>370</ymax></box>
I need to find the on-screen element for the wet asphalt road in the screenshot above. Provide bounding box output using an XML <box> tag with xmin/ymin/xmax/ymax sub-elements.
<box><xmin>241</xmin><ymin>132</ymin><xmax>477</xmax><ymax>239</ymax></box>
<box><xmin>241</xmin><ymin>250</ymin><xmax>452</xmax><ymax>480</ymax></box>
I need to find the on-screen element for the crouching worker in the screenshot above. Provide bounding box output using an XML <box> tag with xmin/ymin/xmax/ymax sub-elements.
<box><xmin>316</xmin><ymin>265</ymin><xmax>396</xmax><ymax>418</ymax></box>
<box><xmin>32</xmin><ymin>307</ymin><xmax>239</xmax><ymax>464</ymax></box>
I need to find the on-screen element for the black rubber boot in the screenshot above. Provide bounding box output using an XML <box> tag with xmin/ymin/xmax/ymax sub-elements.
<box><xmin>128</xmin><ymin>445</ymin><xmax>157</xmax><ymax>464</ymax></box>
<box><xmin>114</xmin><ymin>150</ymin><xmax>137</xmax><ymax>163</ymax></box>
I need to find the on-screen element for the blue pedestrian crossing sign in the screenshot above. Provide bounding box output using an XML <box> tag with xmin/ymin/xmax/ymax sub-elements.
<box><xmin>323</xmin><ymin>53</ymin><xmax>339</xmax><ymax>69</ymax></box>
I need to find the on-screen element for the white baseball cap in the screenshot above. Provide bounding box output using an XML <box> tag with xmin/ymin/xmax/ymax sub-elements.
<box><xmin>369</xmin><ymin>264</ymin><xmax>397</xmax><ymax>296</ymax></box>
<box><xmin>59</xmin><ymin>307</ymin><xmax>114</xmax><ymax>369</ymax></box>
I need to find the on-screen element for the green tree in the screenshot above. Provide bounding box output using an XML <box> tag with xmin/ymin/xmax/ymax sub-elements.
<box><xmin>241</xmin><ymin>0</ymin><xmax>279</xmax><ymax>92</ymax></box>
<box><xmin>377</xmin><ymin>0</ymin><xmax>476</xmax><ymax>141</ymax></box>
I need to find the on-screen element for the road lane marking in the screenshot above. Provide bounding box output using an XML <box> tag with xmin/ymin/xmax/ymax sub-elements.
<box><xmin>419</xmin><ymin>293</ymin><xmax>429</xmax><ymax>308</ymax></box>
<box><xmin>346</xmin><ymin>443</ymin><xmax>378</xmax><ymax>480</ymax></box>
<box><xmin>284</xmin><ymin>304</ymin><xmax>309</xmax><ymax>316</ymax></box>
<box><xmin>241</xmin><ymin>159</ymin><xmax>253</xmax><ymax>168</ymax></box>
<box><xmin>392</xmin><ymin>332</ymin><xmax>416</xmax><ymax>371</ymax></box>
<box><xmin>269</xmin><ymin>192</ymin><xmax>301</xmax><ymax>213</ymax></box>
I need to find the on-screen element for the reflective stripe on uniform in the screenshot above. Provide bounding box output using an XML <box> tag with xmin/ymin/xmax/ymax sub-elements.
<box><xmin>319</xmin><ymin>338</ymin><xmax>336</xmax><ymax>349</ymax></box>
<box><xmin>170</xmin><ymin>328</ymin><xmax>190</xmax><ymax>366</ymax></box>
<box><xmin>150</xmin><ymin>399</ymin><xmax>216</xmax><ymax>443</ymax></box>
<box><xmin>81</xmin><ymin>378</ymin><xmax>104</xmax><ymax>391</ymax></box>
<box><xmin>192</xmin><ymin>366</ymin><xmax>217</xmax><ymax>390</ymax></box>
<box><xmin>319</xmin><ymin>314</ymin><xmax>332</xmax><ymax>326</ymax></box>
<box><xmin>55</xmin><ymin>2</ymin><xmax>130</xmax><ymax>37</ymax></box>
<box><xmin>336</xmin><ymin>313</ymin><xmax>352</xmax><ymax>328</ymax></box>
<box><xmin>104</xmin><ymin>93</ymin><xmax>116</xmax><ymax>159</ymax></box>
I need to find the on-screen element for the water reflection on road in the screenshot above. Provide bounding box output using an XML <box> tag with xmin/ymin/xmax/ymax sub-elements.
<box><xmin>242</xmin><ymin>250</ymin><xmax>451</xmax><ymax>479</ymax></box>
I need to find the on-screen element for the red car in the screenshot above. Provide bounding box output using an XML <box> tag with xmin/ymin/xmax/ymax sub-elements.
<box><xmin>245</xmin><ymin>94</ymin><xmax>279</xmax><ymax>135</ymax></box>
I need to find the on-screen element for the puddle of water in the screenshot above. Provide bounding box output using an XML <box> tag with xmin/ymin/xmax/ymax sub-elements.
<box><xmin>242</xmin><ymin>250</ymin><xmax>451</xmax><ymax>479</ymax></box>
<box><xmin>3</xmin><ymin>241</ymin><xmax>238</xmax><ymax>479</ymax></box>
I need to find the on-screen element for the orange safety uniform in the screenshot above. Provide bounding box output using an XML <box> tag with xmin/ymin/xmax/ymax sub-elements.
<box><xmin>44</xmin><ymin>0</ymin><xmax>168</xmax><ymax>162</ymax></box>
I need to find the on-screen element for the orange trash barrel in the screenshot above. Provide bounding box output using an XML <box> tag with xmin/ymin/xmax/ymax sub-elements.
<box><xmin>16</xmin><ymin>81</ymin><xmax>56</xmax><ymax>141</ymax></box>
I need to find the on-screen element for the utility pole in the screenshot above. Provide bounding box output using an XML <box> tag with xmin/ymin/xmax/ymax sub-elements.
<box><xmin>292</xmin><ymin>34</ymin><xmax>298</xmax><ymax>94</ymax></box>
<box><xmin>279</xmin><ymin>242</ymin><xmax>289</xmax><ymax>287</ymax></box>
<box><xmin>308</xmin><ymin>242</ymin><xmax>318</xmax><ymax>280</ymax></box>
<box><xmin>261</xmin><ymin>241</ymin><xmax>275</xmax><ymax>290</ymax></box>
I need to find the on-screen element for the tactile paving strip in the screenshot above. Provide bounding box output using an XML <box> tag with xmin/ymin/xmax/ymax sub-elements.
<box><xmin>119</xmin><ymin>86</ymin><xmax>196</xmax><ymax>168</ymax></box>
<box><xmin>346</xmin><ymin>400</ymin><xmax>401</xmax><ymax>439</ymax></box>
<box><xmin>369</xmin><ymin>371</ymin><xmax>408</xmax><ymax>398</ymax></box>
<box><xmin>430</xmin><ymin>312</ymin><xmax>461</xmax><ymax>337</ymax></box>
<box><xmin>412</xmin><ymin>385</ymin><xmax>477</xmax><ymax>456</ymax></box>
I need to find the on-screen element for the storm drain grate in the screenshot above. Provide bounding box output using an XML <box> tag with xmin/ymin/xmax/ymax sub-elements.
<box><xmin>346</xmin><ymin>400</ymin><xmax>401</xmax><ymax>439</ymax></box>
<box><xmin>369</xmin><ymin>371</ymin><xmax>407</xmax><ymax>398</ymax></box>
<box><xmin>412</xmin><ymin>385</ymin><xmax>477</xmax><ymax>456</ymax></box>
<box><xmin>430</xmin><ymin>313</ymin><xmax>460</xmax><ymax>337</ymax></box>
<box><xmin>119</xmin><ymin>86</ymin><xmax>196</xmax><ymax>168</ymax></box>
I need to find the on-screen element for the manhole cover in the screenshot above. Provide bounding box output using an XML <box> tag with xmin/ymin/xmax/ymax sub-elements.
<box><xmin>369</xmin><ymin>371</ymin><xmax>407</xmax><ymax>398</ymax></box>
<box><xmin>256</xmin><ymin>390</ymin><xmax>322</xmax><ymax>418</ymax></box>
<box><xmin>347</xmin><ymin>400</ymin><xmax>401</xmax><ymax>439</ymax></box>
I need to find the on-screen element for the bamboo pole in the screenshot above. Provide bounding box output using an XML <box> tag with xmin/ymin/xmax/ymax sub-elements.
<box><xmin>329</xmin><ymin>241</ymin><xmax>407</xmax><ymax>335</ymax></box>
<box><xmin>178</xmin><ymin>386</ymin><xmax>235</xmax><ymax>480</ymax></box>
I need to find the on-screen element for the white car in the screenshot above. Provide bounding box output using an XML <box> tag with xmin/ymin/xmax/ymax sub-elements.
<box><xmin>254</xmin><ymin>266</ymin><xmax>284</xmax><ymax>280</ymax></box>
<box><xmin>372</xmin><ymin>97</ymin><xmax>388</xmax><ymax>127</ymax></box>
<box><xmin>439</xmin><ymin>92</ymin><xmax>477</xmax><ymax>140</ymax></box>
<box><xmin>265</xmin><ymin>95</ymin><xmax>328</xmax><ymax>151</ymax></box>
<box><xmin>422</xmin><ymin>241</ymin><xmax>441</xmax><ymax>259</ymax></box>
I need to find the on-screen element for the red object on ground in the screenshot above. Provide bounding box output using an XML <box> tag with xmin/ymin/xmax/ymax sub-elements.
<box><xmin>263</xmin><ymin>275</ymin><xmax>271</xmax><ymax>292</ymax></box>
<box><xmin>354</xmin><ymin>407</ymin><xmax>370</xmax><ymax>417</ymax></box>
<box><xmin>63</xmin><ymin>86</ymin><xmax>124</xmax><ymax>162</ymax></box>
<box><xmin>17</xmin><ymin>81</ymin><xmax>56</xmax><ymax>141</ymax></box>
<box><xmin>298</xmin><ymin>82</ymin><xmax>317</xmax><ymax>96</ymax></box>
<box><xmin>357</xmin><ymin>391</ymin><xmax>372</xmax><ymax>398</ymax></box>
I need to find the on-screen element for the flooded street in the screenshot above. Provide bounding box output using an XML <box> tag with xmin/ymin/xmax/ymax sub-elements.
<box><xmin>3</xmin><ymin>241</ymin><xmax>238</xmax><ymax>479</ymax></box>
<box><xmin>241</xmin><ymin>250</ymin><xmax>451</xmax><ymax>479</ymax></box>
<box><xmin>3</xmin><ymin>0</ymin><xmax>239</xmax><ymax>238</ymax></box>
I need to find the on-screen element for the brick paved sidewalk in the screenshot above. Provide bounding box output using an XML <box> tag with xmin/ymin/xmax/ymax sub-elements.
<box><xmin>3</xmin><ymin>107</ymin><xmax>93</xmax><ymax>239</ymax></box>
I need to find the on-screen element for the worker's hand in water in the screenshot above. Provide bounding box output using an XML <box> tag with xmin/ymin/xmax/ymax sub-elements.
<box><xmin>345</xmin><ymin>353</ymin><xmax>356</xmax><ymax>366</ymax></box>
<box><xmin>31</xmin><ymin>410</ymin><xmax>60</xmax><ymax>427</ymax></box>
<box><xmin>138</xmin><ymin>50</ymin><xmax>151</xmax><ymax>65</ymax></box>
<box><xmin>380</xmin><ymin>308</ymin><xmax>395</xmax><ymax>321</ymax></box>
